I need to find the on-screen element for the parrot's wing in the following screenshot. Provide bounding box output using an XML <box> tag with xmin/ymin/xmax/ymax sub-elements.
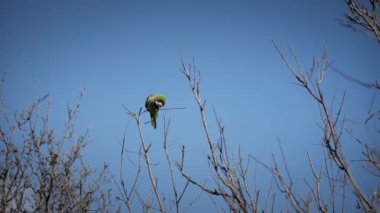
<box><xmin>145</xmin><ymin>95</ymin><xmax>155</xmax><ymax>110</ymax></box>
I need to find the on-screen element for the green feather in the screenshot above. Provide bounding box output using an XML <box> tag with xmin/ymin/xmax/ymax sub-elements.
<box><xmin>150</xmin><ymin>111</ymin><xmax>157</xmax><ymax>129</ymax></box>
<box><xmin>153</xmin><ymin>94</ymin><xmax>166</xmax><ymax>105</ymax></box>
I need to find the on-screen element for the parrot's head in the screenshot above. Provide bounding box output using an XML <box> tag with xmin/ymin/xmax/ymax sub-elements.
<box><xmin>153</xmin><ymin>94</ymin><xmax>166</xmax><ymax>108</ymax></box>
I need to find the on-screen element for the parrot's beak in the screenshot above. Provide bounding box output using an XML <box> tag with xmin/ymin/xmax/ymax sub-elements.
<box><xmin>155</xmin><ymin>101</ymin><xmax>164</xmax><ymax>108</ymax></box>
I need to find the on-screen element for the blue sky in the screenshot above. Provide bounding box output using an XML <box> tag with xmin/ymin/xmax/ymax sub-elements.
<box><xmin>1</xmin><ymin>0</ymin><xmax>379</xmax><ymax>211</ymax></box>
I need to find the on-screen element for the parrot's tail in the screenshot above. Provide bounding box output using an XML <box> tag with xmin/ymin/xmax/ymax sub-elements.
<box><xmin>150</xmin><ymin>111</ymin><xmax>157</xmax><ymax>129</ymax></box>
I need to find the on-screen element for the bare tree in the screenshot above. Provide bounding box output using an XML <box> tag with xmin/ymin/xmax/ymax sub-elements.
<box><xmin>177</xmin><ymin>57</ymin><xmax>266</xmax><ymax>213</ymax></box>
<box><xmin>114</xmin><ymin>125</ymin><xmax>141</xmax><ymax>212</ymax></box>
<box><xmin>121</xmin><ymin>106</ymin><xmax>167</xmax><ymax>212</ymax></box>
<box><xmin>272</xmin><ymin>40</ymin><xmax>379</xmax><ymax>212</ymax></box>
<box><xmin>119</xmin><ymin>103</ymin><xmax>196</xmax><ymax>213</ymax></box>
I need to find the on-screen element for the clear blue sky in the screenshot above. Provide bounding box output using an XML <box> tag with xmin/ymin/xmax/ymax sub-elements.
<box><xmin>1</xmin><ymin>0</ymin><xmax>379</xmax><ymax>211</ymax></box>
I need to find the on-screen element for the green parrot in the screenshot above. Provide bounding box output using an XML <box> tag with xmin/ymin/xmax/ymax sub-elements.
<box><xmin>145</xmin><ymin>94</ymin><xmax>166</xmax><ymax>129</ymax></box>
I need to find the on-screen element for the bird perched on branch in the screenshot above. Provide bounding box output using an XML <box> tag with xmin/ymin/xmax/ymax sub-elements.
<box><xmin>145</xmin><ymin>94</ymin><xmax>166</xmax><ymax>129</ymax></box>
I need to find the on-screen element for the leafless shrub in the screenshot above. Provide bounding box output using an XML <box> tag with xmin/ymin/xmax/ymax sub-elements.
<box><xmin>0</xmin><ymin>88</ymin><xmax>113</xmax><ymax>212</ymax></box>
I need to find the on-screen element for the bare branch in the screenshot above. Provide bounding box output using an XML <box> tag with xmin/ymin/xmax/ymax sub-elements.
<box><xmin>122</xmin><ymin>105</ymin><xmax>166</xmax><ymax>213</ymax></box>
<box><xmin>345</xmin><ymin>0</ymin><xmax>380</xmax><ymax>42</ymax></box>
